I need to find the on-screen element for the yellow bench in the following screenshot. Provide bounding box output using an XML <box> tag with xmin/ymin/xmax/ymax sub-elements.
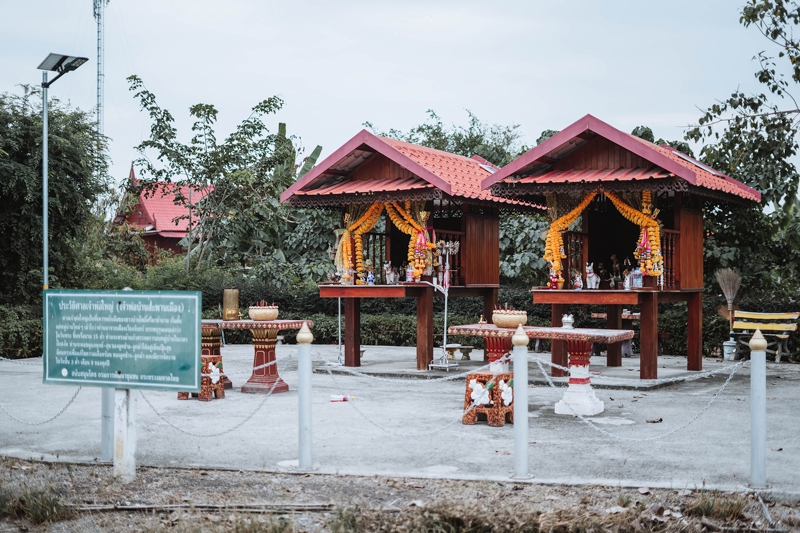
<box><xmin>732</xmin><ymin>311</ymin><xmax>800</xmax><ymax>362</ymax></box>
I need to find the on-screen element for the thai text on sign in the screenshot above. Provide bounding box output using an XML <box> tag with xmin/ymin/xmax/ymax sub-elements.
<box><xmin>43</xmin><ymin>290</ymin><xmax>201</xmax><ymax>391</ymax></box>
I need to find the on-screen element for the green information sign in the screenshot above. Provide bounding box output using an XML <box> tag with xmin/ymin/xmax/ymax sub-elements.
<box><xmin>43</xmin><ymin>290</ymin><xmax>201</xmax><ymax>391</ymax></box>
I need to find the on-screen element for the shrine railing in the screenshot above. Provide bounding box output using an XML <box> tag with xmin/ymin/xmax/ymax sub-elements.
<box><xmin>563</xmin><ymin>231</ymin><xmax>588</xmax><ymax>278</ymax></box>
<box><xmin>661</xmin><ymin>229</ymin><xmax>680</xmax><ymax>290</ymax></box>
<box><xmin>435</xmin><ymin>230</ymin><xmax>464</xmax><ymax>285</ymax></box>
<box><xmin>362</xmin><ymin>231</ymin><xmax>388</xmax><ymax>284</ymax></box>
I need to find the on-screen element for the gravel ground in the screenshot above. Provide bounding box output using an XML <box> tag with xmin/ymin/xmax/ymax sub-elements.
<box><xmin>1</xmin><ymin>458</ymin><xmax>799</xmax><ymax>532</ymax></box>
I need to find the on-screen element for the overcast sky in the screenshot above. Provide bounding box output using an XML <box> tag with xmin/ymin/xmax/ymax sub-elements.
<box><xmin>1</xmin><ymin>1</ymin><xmax>782</xmax><ymax>188</ymax></box>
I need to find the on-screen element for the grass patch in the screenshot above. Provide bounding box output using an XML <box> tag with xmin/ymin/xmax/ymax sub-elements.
<box><xmin>616</xmin><ymin>491</ymin><xmax>632</xmax><ymax>508</ymax></box>
<box><xmin>686</xmin><ymin>490</ymin><xmax>747</xmax><ymax>521</ymax></box>
<box><xmin>330</xmin><ymin>505</ymin><xmax>359</xmax><ymax>533</ymax></box>
<box><xmin>0</xmin><ymin>484</ymin><xmax>72</xmax><ymax>524</ymax></box>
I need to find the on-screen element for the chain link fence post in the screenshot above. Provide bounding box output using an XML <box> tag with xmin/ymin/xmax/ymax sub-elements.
<box><xmin>512</xmin><ymin>325</ymin><xmax>531</xmax><ymax>479</ymax></box>
<box><xmin>749</xmin><ymin>329</ymin><xmax>767</xmax><ymax>487</ymax></box>
<box><xmin>113</xmin><ymin>388</ymin><xmax>137</xmax><ymax>483</ymax></box>
<box><xmin>297</xmin><ymin>324</ymin><xmax>314</xmax><ymax>470</ymax></box>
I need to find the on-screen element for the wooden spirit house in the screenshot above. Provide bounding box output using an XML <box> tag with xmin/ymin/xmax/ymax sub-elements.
<box><xmin>482</xmin><ymin>115</ymin><xmax>761</xmax><ymax>379</ymax></box>
<box><xmin>281</xmin><ymin>130</ymin><xmax>541</xmax><ymax>369</ymax></box>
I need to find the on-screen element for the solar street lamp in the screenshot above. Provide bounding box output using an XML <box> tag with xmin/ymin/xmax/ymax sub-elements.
<box><xmin>37</xmin><ymin>54</ymin><xmax>88</xmax><ymax>289</ymax></box>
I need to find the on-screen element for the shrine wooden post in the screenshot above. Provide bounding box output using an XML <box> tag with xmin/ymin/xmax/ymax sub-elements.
<box><xmin>344</xmin><ymin>297</ymin><xmax>361</xmax><ymax>367</ymax></box>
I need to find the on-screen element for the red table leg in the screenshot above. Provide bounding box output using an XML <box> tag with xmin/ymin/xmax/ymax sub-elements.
<box><xmin>554</xmin><ymin>339</ymin><xmax>604</xmax><ymax>416</ymax></box>
<box><xmin>241</xmin><ymin>329</ymin><xmax>289</xmax><ymax>394</ymax></box>
<box><xmin>484</xmin><ymin>336</ymin><xmax>512</xmax><ymax>363</ymax></box>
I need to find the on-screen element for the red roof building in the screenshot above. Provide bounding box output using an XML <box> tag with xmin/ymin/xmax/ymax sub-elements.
<box><xmin>281</xmin><ymin>130</ymin><xmax>542</xmax><ymax>370</ymax></box>
<box><xmin>482</xmin><ymin>114</ymin><xmax>761</xmax><ymax>380</ymax></box>
<box><xmin>119</xmin><ymin>167</ymin><xmax>211</xmax><ymax>256</ymax></box>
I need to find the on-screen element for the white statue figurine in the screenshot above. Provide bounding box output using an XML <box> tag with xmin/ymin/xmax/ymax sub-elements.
<box><xmin>585</xmin><ymin>262</ymin><xmax>601</xmax><ymax>289</ymax></box>
<box><xmin>573</xmin><ymin>268</ymin><xmax>583</xmax><ymax>290</ymax></box>
<box><xmin>561</xmin><ymin>314</ymin><xmax>575</xmax><ymax>329</ymax></box>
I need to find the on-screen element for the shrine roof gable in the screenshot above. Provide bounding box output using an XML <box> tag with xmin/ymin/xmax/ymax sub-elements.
<box><xmin>280</xmin><ymin>130</ymin><xmax>453</xmax><ymax>203</ymax></box>
<box><xmin>482</xmin><ymin>114</ymin><xmax>760</xmax><ymax>203</ymax></box>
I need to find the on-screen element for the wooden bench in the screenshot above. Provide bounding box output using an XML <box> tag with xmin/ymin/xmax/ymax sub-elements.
<box><xmin>732</xmin><ymin>311</ymin><xmax>800</xmax><ymax>362</ymax></box>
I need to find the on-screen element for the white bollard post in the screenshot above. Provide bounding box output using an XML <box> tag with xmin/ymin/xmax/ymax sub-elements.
<box><xmin>512</xmin><ymin>325</ymin><xmax>530</xmax><ymax>479</ymax></box>
<box><xmin>101</xmin><ymin>388</ymin><xmax>114</xmax><ymax>460</ymax></box>
<box><xmin>749</xmin><ymin>329</ymin><xmax>767</xmax><ymax>487</ymax></box>
<box><xmin>113</xmin><ymin>388</ymin><xmax>137</xmax><ymax>483</ymax></box>
<box><xmin>297</xmin><ymin>323</ymin><xmax>314</xmax><ymax>470</ymax></box>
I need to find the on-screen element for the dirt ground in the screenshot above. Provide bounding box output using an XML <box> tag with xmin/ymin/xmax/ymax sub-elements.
<box><xmin>0</xmin><ymin>458</ymin><xmax>798</xmax><ymax>532</ymax></box>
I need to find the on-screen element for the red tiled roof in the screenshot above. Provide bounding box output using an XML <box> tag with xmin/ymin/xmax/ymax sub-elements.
<box><xmin>281</xmin><ymin>130</ymin><xmax>541</xmax><ymax>210</ymax></box>
<box><xmin>293</xmin><ymin>177</ymin><xmax>432</xmax><ymax>197</ymax></box>
<box><xmin>515</xmin><ymin>166</ymin><xmax>672</xmax><ymax>185</ymax></box>
<box><xmin>483</xmin><ymin>114</ymin><xmax>761</xmax><ymax>203</ymax></box>
<box><xmin>629</xmin><ymin>136</ymin><xmax>761</xmax><ymax>202</ymax></box>
<box><xmin>379</xmin><ymin>137</ymin><xmax>510</xmax><ymax>204</ymax></box>
<box><xmin>130</xmin><ymin>183</ymin><xmax>211</xmax><ymax>236</ymax></box>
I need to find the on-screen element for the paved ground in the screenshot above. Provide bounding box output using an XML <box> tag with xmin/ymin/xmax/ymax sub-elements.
<box><xmin>1</xmin><ymin>343</ymin><xmax>798</xmax><ymax>501</ymax></box>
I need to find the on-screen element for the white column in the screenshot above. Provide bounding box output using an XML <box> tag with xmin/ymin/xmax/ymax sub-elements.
<box><xmin>113</xmin><ymin>388</ymin><xmax>137</xmax><ymax>483</ymax></box>
<box><xmin>512</xmin><ymin>325</ymin><xmax>530</xmax><ymax>479</ymax></box>
<box><xmin>749</xmin><ymin>329</ymin><xmax>767</xmax><ymax>487</ymax></box>
<box><xmin>297</xmin><ymin>323</ymin><xmax>314</xmax><ymax>470</ymax></box>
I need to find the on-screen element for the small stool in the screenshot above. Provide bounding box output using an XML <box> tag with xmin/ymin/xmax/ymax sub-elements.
<box><xmin>178</xmin><ymin>355</ymin><xmax>225</xmax><ymax>402</ymax></box>
<box><xmin>459</xmin><ymin>346</ymin><xmax>474</xmax><ymax>360</ymax></box>
<box><xmin>462</xmin><ymin>371</ymin><xmax>514</xmax><ymax>427</ymax></box>
<box><xmin>445</xmin><ymin>344</ymin><xmax>461</xmax><ymax>360</ymax></box>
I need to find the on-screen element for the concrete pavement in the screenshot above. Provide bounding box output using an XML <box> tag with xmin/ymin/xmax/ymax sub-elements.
<box><xmin>1</xmin><ymin>343</ymin><xmax>798</xmax><ymax>500</ymax></box>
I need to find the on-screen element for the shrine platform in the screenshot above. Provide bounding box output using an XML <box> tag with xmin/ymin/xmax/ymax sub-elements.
<box><xmin>3</xmin><ymin>342</ymin><xmax>800</xmax><ymax>499</ymax></box>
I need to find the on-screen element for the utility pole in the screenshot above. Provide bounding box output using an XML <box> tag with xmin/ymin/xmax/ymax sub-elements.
<box><xmin>94</xmin><ymin>0</ymin><xmax>114</xmax><ymax>463</ymax></box>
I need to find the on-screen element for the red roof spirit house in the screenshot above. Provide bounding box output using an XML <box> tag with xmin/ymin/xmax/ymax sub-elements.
<box><xmin>482</xmin><ymin>115</ymin><xmax>760</xmax><ymax>379</ymax></box>
<box><xmin>282</xmin><ymin>130</ymin><xmax>541</xmax><ymax>369</ymax></box>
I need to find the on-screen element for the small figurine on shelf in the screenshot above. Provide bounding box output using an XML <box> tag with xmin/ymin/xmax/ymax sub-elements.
<box><xmin>573</xmin><ymin>268</ymin><xmax>583</xmax><ymax>290</ymax></box>
<box><xmin>623</xmin><ymin>269</ymin><xmax>631</xmax><ymax>290</ymax></box>
<box><xmin>611</xmin><ymin>254</ymin><xmax>621</xmax><ymax>279</ymax></box>
<box><xmin>632</xmin><ymin>266</ymin><xmax>643</xmax><ymax>288</ymax></box>
<box><xmin>366</xmin><ymin>268</ymin><xmax>375</xmax><ymax>285</ymax></box>
<box><xmin>384</xmin><ymin>262</ymin><xmax>398</xmax><ymax>284</ymax></box>
<box><xmin>549</xmin><ymin>269</ymin><xmax>559</xmax><ymax>290</ymax></box>
<box><xmin>585</xmin><ymin>262</ymin><xmax>601</xmax><ymax>289</ymax></box>
<box><xmin>406</xmin><ymin>262</ymin><xmax>415</xmax><ymax>283</ymax></box>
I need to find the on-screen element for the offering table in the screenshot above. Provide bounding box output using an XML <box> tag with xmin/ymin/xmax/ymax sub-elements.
<box><xmin>530</xmin><ymin>287</ymin><xmax>702</xmax><ymax>380</ymax></box>
<box><xmin>203</xmin><ymin>319</ymin><xmax>313</xmax><ymax>394</ymax></box>
<box><xmin>448</xmin><ymin>324</ymin><xmax>633</xmax><ymax>416</ymax></box>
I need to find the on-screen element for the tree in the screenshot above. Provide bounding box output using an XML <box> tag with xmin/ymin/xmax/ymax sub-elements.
<box><xmin>127</xmin><ymin>76</ymin><xmax>334</xmax><ymax>290</ymax></box>
<box><xmin>0</xmin><ymin>87</ymin><xmax>108</xmax><ymax>304</ymax></box>
<box><xmin>367</xmin><ymin>112</ymin><xmax>551</xmax><ymax>285</ymax></box>
<box><xmin>685</xmin><ymin>0</ymin><xmax>800</xmax><ymax>292</ymax></box>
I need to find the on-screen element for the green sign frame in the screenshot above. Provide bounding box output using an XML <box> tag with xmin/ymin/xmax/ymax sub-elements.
<box><xmin>43</xmin><ymin>290</ymin><xmax>201</xmax><ymax>391</ymax></box>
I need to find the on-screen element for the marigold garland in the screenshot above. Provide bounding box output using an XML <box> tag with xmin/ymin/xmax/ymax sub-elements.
<box><xmin>543</xmin><ymin>192</ymin><xmax>597</xmax><ymax>276</ymax></box>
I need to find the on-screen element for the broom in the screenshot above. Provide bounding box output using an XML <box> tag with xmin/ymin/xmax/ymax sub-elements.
<box><xmin>715</xmin><ymin>268</ymin><xmax>742</xmax><ymax>339</ymax></box>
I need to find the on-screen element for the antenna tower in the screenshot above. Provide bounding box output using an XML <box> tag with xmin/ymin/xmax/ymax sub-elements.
<box><xmin>93</xmin><ymin>0</ymin><xmax>109</xmax><ymax>138</ymax></box>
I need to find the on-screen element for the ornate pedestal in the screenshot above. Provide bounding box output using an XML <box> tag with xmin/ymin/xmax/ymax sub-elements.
<box><xmin>201</xmin><ymin>325</ymin><xmax>232</xmax><ymax>389</ymax></box>
<box><xmin>554</xmin><ymin>339</ymin><xmax>604</xmax><ymax>416</ymax></box>
<box><xmin>178</xmin><ymin>354</ymin><xmax>225</xmax><ymax>402</ymax></box>
<box><xmin>462</xmin><ymin>371</ymin><xmax>514</xmax><ymax>427</ymax></box>
<box><xmin>242</xmin><ymin>328</ymin><xmax>289</xmax><ymax>394</ymax></box>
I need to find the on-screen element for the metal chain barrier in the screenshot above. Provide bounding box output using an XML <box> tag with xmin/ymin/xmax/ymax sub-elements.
<box><xmin>531</xmin><ymin>355</ymin><xmax>744</xmax><ymax>385</ymax></box>
<box><xmin>0</xmin><ymin>356</ymin><xmax>42</xmax><ymax>366</ymax></box>
<box><xmin>318</xmin><ymin>353</ymin><xmax>506</xmax><ymax>437</ymax></box>
<box><xmin>316</xmin><ymin>354</ymin><xmax>509</xmax><ymax>384</ymax></box>
<box><xmin>533</xmin><ymin>358</ymin><xmax>742</xmax><ymax>442</ymax></box>
<box><xmin>0</xmin><ymin>387</ymin><xmax>82</xmax><ymax>426</ymax></box>
<box><xmin>140</xmin><ymin>354</ymin><xmax>294</xmax><ymax>438</ymax></box>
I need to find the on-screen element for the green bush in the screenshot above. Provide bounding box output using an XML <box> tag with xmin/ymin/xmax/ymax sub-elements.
<box><xmin>0</xmin><ymin>305</ymin><xmax>42</xmax><ymax>359</ymax></box>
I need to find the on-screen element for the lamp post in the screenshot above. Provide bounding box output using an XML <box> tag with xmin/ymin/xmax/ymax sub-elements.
<box><xmin>37</xmin><ymin>53</ymin><xmax>88</xmax><ymax>289</ymax></box>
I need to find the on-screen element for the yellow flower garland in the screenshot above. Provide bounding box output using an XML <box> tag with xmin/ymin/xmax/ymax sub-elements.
<box><xmin>543</xmin><ymin>192</ymin><xmax>597</xmax><ymax>276</ymax></box>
